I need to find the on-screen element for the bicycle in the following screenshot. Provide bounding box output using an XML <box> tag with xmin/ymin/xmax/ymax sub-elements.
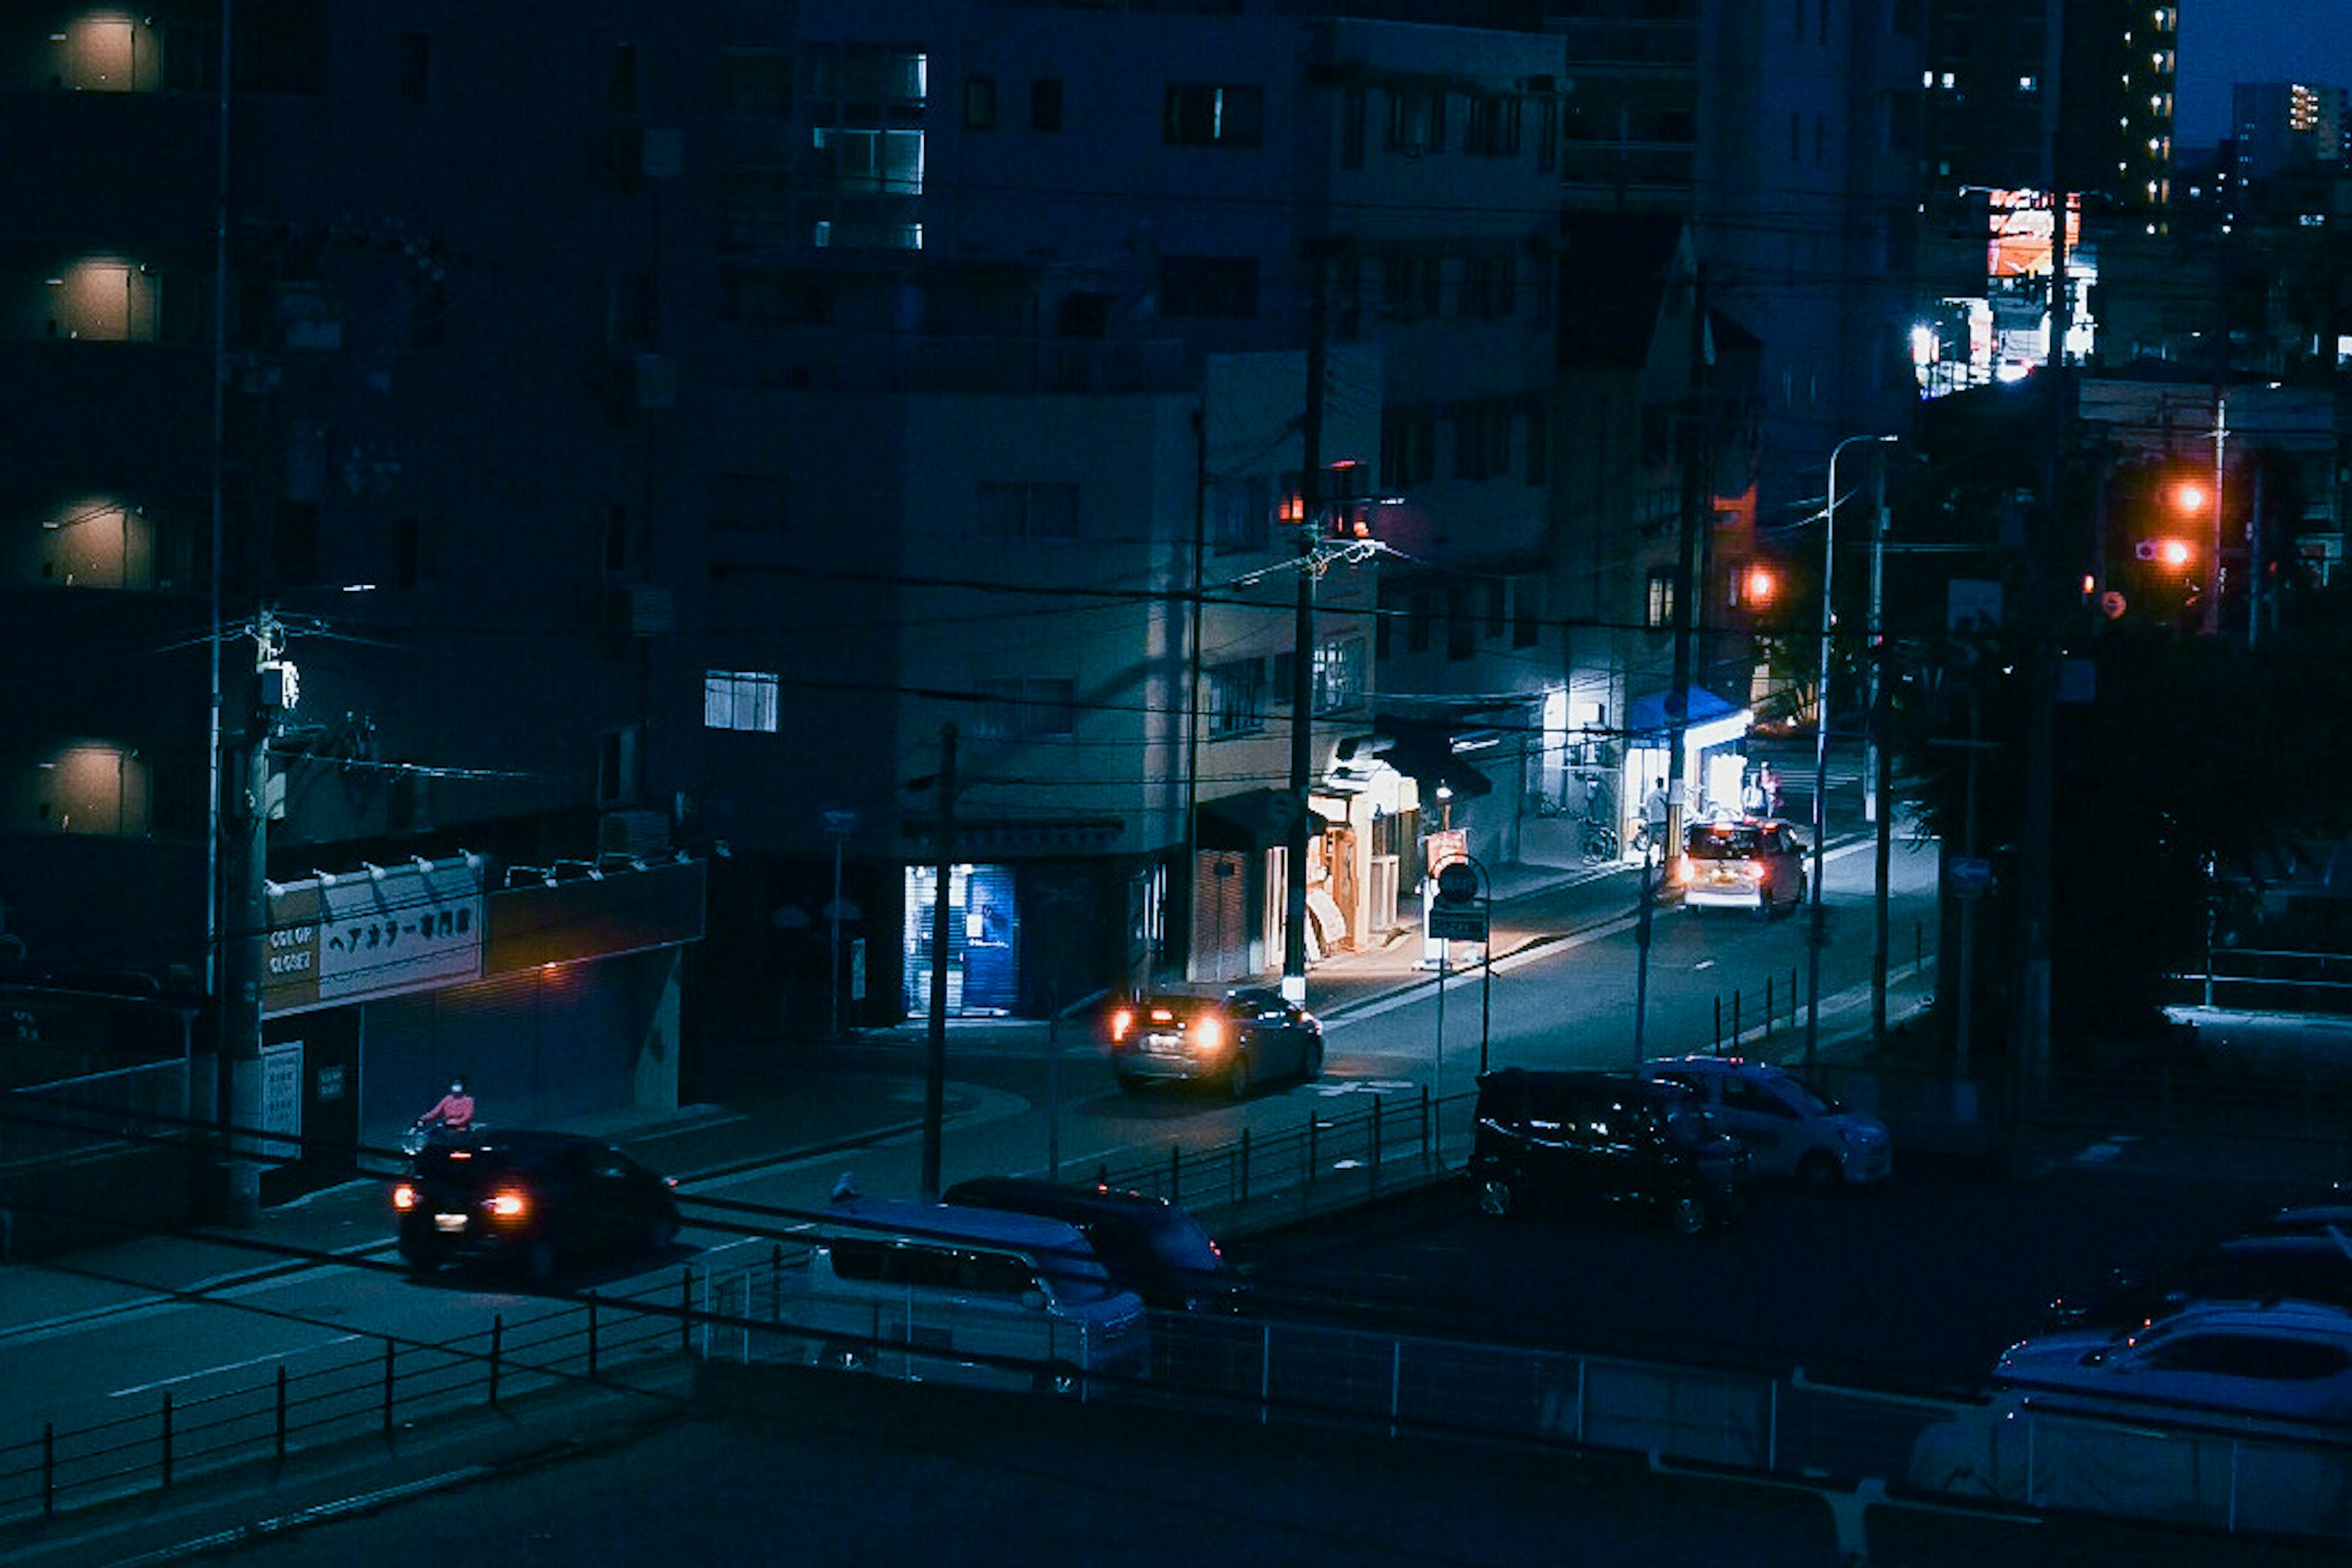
<box><xmin>1580</xmin><ymin>817</ymin><xmax>1620</xmax><ymax>861</ymax></box>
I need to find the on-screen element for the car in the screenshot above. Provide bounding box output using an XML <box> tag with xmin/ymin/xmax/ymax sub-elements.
<box><xmin>1992</xmin><ymin>1300</ymin><xmax>2352</xmax><ymax>1424</ymax></box>
<box><xmin>392</xmin><ymin>1129</ymin><xmax>681</xmax><ymax>1283</ymax></box>
<box><xmin>1106</xmin><ymin>986</ymin><xmax>1323</xmax><ymax>1096</ymax></box>
<box><xmin>1468</xmin><ymin>1068</ymin><xmax>1751</xmax><ymax>1235</ymax></box>
<box><xmin>1673</xmin><ymin>816</ymin><xmax>1807</xmax><ymax>917</ymax></box>
<box><xmin>2043</xmin><ymin>1232</ymin><xmax>2352</xmax><ymax>1333</ymax></box>
<box><xmin>1641</xmin><ymin>1055</ymin><xmax>1891</xmax><ymax>1190</ymax></box>
<box><xmin>941</xmin><ymin>1176</ymin><xmax>1248</xmax><ymax>1313</ymax></box>
<box><xmin>782</xmin><ymin>1196</ymin><xmax>1152</xmax><ymax>1393</ymax></box>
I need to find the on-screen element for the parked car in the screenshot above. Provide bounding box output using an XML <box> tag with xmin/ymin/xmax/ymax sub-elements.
<box><xmin>392</xmin><ymin>1129</ymin><xmax>680</xmax><ymax>1283</ymax></box>
<box><xmin>1642</xmin><ymin>1055</ymin><xmax>1891</xmax><ymax>1190</ymax></box>
<box><xmin>941</xmin><ymin>1177</ymin><xmax>1247</xmax><ymax>1313</ymax></box>
<box><xmin>1673</xmin><ymin>816</ymin><xmax>1807</xmax><ymax>917</ymax></box>
<box><xmin>2044</xmin><ymin>1233</ymin><xmax>2352</xmax><ymax>1333</ymax></box>
<box><xmin>777</xmin><ymin>1196</ymin><xmax>1151</xmax><ymax>1394</ymax></box>
<box><xmin>1468</xmin><ymin>1068</ymin><xmax>1751</xmax><ymax>1235</ymax></box>
<box><xmin>1106</xmin><ymin>986</ymin><xmax>1322</xmax><ymax>1096</ymax></box>
<box><xmin>1992</xmin><ymin>1300</ymin><xmax>2352</xmax><ymax>1424</ymax></box>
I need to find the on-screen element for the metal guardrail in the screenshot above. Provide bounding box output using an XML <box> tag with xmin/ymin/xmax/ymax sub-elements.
<box><xmin>0</xmin><ymin>1273</ymin><xmax>698</xmax><ymax>1529</ymax></box>
<box><xmin>7</xmin><ymin>1230</ymin><xmax>2350</xmax><ymax>1551</ymax></box>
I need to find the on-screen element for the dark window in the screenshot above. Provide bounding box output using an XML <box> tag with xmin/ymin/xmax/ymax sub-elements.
<box><xmin>394</xmin><ymin>516</ymin><xmax>432</xmax><ymax>589</ymax></box>
<box><xmin>1031</xmin><ymin>77</ymin><xmax>1064</xmax><ymax>132</ymax></box>
<box><xmin>1158</xmin><ymin>255</ymin><xmax>1259</xmax><ymax>319</ymax></box>
<box><xmin>977</xmin><ymin>677</ymin><xmax>1077</xmax><ymax>741</ymax></box>
<box><xmin>236</xmin><ymin>0</ymin><xmax>328</xmax><ymax>95</ymax></box>
<box><xmin>397</xmin><ymin>32</ymin><xmax>431</xmax><ymax>106</ymax></box>
<box><xmin>1447</xmin><ymin>587</ymin><xmax>1475</xmax><ymax>661</ymax></box>
<box><xmin>977</xmin><ymin>481</ymin><xmax>1079</xmax><ymax>541</ymax></box>
<box><xmin>1342</xmin><ymin>87</ymin><xmax>1367</xmax><ymax>170</ymax></box>
<box><xmin>1166</xmin><ymin>84</ymin><xmax>1264</xmax><ymax>147</ymax></box>
<box><xmin>609</xmin><ymin>42</ymin><xmax>640</xmax><ymax>115</ymax></box>
<box><xmin>604</xmin><ymin>503</ymin><xmax>631</xmax><ymax>575</ymax></box>
<box><xmin>1208</xmin><ymin>658</ymin><xmax>1265</xmax><ymax>737</ymax></box>
<box><xmin>1211</xmin><ymin>475</ymin><xmax>1272</xmax><ymax>553</ymax></box>
<box><xmin>1513</xmin><ymin>578</ymin><xmax>1540</xmax><ymax>647</ymax></box>
<box><xmin>965</xmin><ymin>76</ymin><xmax>997</xmax><ymax>130</ymax></box>
<box><xmin>1388</xmin><ymin>88</ymin><xmax>1444</xmax><ymax>155</ymax></box>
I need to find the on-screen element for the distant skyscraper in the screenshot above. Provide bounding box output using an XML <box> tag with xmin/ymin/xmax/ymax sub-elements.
<box><xmin>2230</xmin><ymin>81</ymin><xmax>2350</xmax><ymax>184</ymax></box>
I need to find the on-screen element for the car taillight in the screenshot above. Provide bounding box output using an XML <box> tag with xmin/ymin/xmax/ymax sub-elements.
<box><xmin>1193</xmin><ymin>1015</ymin><xmax>1224</xmax><ymax>1052</ymax></box>
<box><xmin>391</xmin><ymin>1183</ymin><xmax>420</xmax><ymax>1211</ymax></box>
<box><xmin>1109</xmin><ymin>1007</ymin><xmax>1134</xmax><ymax>1041</ymax></box>
<box><xmin>487</xmin><ymin>1188</ymin><xmax>530</xmax><ymax>1219</ymax></box>
<box><xmin>1675</xmin><ymin>854</ymin><xmax>1693</xmax><ymax>885</ymax></box>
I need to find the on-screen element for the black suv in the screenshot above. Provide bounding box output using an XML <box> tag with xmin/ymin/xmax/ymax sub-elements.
<box><xmin>393</xmin><ymin>1129</ymin><xmax>680</xmax><ymax>1282</ymax></box>
<box><xmin>941</xmin><ymin>1176</ymin><xmax>1248</xmax><ymax>1313</ymax></box>
<box><xmin>1469</xmin><ymin>1068</ymin><xmax>1751</xmax><ymax>1235</ymax></box>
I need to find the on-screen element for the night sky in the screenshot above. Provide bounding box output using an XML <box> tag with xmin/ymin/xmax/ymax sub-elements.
<box><xmin>2175</xmin><ymin>0</ymin><xmax>2352</xmax><ymax>145</ymax></box>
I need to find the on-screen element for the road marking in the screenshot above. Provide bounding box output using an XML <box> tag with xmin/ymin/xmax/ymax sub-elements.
<box><xmin>110</xmin><ymin>1335</ymin><xmax>361</xmax><ymax>1398</ymax></box>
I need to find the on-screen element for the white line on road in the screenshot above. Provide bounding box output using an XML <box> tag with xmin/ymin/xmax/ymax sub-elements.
<box><xmin>110</xmin><ymin>1335</ymin><xmax>362</xmax><ymax>1398</ymax></box>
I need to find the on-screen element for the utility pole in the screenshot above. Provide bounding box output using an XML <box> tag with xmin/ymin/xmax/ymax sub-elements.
<box><xmin>921</xmin><ymin>721</ymin><xmax>956</xmax><ymax>1200</ymax></box>
<box><xmin>1868</xmin><ymin>461</ymin><xmax>1892</xmax><ymax>1047</ymax></box>
<box><xmin>219</xmin><ymin>612</ymin><xmax>290</xmax><ymax>1226</ymax></box>
<box><xmin>1282</xmin><ymin>260</ymin><xmax>1326</xmax><ymax>1007</ymax></box>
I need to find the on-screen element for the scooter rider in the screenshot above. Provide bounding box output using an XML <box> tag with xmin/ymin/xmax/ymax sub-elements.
<box><xmin>413</xmin><ymin>1077</ymin><xmax>476</xmax><ymax>1144</ymax></box>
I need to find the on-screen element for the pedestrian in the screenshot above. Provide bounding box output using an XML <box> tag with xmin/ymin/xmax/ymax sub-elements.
<box><xmin>1757</xmin><ymin>761</ymin><xmax>1783</xmax><ymax>816</ymax></box>
<box><xmin>1640</xmin><ymin>778</ymin><xmax>1670</xmax><ymax>851</ymax></box>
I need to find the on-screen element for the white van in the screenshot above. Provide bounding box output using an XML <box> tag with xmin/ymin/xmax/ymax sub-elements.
<box><xmin>767</xmin><ymin>1197</ymin><xmax>1151</xmax><ymax>1394</ymax></box>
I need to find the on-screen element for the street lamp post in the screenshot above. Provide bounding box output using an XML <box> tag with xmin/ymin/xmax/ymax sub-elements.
<box><xmin>1806</xmin><ymin>434</ymin><xmax>1898</xmax><ymax>1071</ymax></box>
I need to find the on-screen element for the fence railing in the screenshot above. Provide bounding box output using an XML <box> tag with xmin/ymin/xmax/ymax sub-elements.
<box><xmin>0</xmin><ymin>1269</ymin><xmax>700</xmax><ymax>1529</ymax></box>
<box><xmin>9</xmin><ymin>1231</ymin><xmax>2351</xmax><ymax>1551</ymax></box>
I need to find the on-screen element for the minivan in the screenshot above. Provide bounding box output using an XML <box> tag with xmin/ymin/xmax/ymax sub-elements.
<box><xmin>771</xmin><ymin>1196</ymin><xmax>1152</xmax><ymax>1394</ymax></box>
<box><xmin>941</xmin><ymin>1177</ymin><xmax>1248</xmax><ymax>1313</ymax></box>
<box><xmin>1469</xmin><ymin>1068</ymin><xmax>1751</xmax><ymax>1235</ymax></box>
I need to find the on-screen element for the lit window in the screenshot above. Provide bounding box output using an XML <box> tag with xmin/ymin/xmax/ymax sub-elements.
<box><xmin>704</xmin><ymin>671</ymin><xmax>779</xmax><ymax>732</ymax></box>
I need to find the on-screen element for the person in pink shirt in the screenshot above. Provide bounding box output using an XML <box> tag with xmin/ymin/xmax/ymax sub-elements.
<box><xmin>415</xmin><ymin>1077</ymin><xmax>476</xmax><ymax>1141</ymax></box>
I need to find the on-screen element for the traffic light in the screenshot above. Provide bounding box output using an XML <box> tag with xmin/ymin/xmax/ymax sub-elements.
<box><xmin>2133</xmin><ymin>537</ymin><xmax>2194</xmax><ymax>570</ymax></box>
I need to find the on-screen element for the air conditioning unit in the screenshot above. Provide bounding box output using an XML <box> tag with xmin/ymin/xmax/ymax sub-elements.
<box><xmin>624</xmin><ymin>353</ymin><xmax>678</xmax><ymax>409</ymax></box>
<box><xmin>606</xmin><ymin>582</ymin><xmax>674</xmax><ymax>636</ymax></box>
<box><xmin>599</xmin><ymin>809</ymin><xmax>671</xmax><ymax>858</ymax></box>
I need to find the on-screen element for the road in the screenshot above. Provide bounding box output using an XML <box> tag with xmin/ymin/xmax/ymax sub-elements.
<box><xmin>0</xmin><ymin>836</ymin><xmax>1943</xmax><ymax>1536</ymax></box>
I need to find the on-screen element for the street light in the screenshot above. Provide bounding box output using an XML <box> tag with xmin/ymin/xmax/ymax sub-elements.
<box><xmin>1805</xmin><ymin>434</ymin><xmax>1898</xmax><ymax>1071</ymax></box>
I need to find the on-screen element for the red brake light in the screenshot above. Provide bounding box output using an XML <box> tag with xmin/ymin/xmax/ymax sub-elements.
<box><xmin>1193</xmin><ymin>1014</ymin><xmax>1224</xmax><ymax>1052</ymax></box>
<box><xmin>1109</xmin><ymin>1007</ymin><xmax>1134</xmax><ymax>1041</ymax></box>
<box><xmin>488</xmin><ymin>1188</ymin><xmax>529</xmax><ymax>1219</ymax></box>
<box><xmin>391</xmin><ymin>1183</ymin><xmax>419</xmax><ymax>1211</ymax></box>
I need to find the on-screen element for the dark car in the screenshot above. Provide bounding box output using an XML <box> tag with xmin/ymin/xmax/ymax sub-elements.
<box><xmin>1106</xmin><ymin>986</ymin><xmax>1323</xmax><ymax>1097</ymax></box>
<box><xmin>941</xmin><ymin>1177</ymin><xmax>1248</xmax><ymax>1313</ymax></box>
<box><xmin>1673</xmin><ymin>816</ymin><xmax>1807</xmax><ymax>917</ymax></box>
<box><xmin>2043</xmin><ymin>1233</ymin><xmax>2352</xmax><ymax>1333</ymax></box>
<box><xmin>1469</xmin><ymin>1068</ymin><xmax>1751</xmax><ymax>1235</ymax></box>
<box><xmin>393</xmin><ymin>1129</ymin><xmax>680</xmax><ymax>1282</ymax></box>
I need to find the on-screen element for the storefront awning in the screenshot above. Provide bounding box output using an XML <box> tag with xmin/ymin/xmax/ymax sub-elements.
<box><xmin>1372</xmin><ymin>725</ymin><xmax>1494</xmax><ymax>799</ymax></box>
<box><xmin>1197</xmin><ymin>789</ymin><xmax>1333</xmax><ymax>851</ymax></box>
<box><xmin>1626</xmin><ymin>688</ymin><xmax>1751</xmax><ymax>750</ymax></box>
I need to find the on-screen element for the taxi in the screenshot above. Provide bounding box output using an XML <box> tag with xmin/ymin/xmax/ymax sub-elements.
<box><xmin>1675</xmin><ymin>815</ymin><xmax>1807</xmax><ymax>916</ymax></box>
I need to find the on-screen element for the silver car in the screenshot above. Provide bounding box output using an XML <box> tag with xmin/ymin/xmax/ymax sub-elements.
<box><xmin>1643</xmin><ymin>1055</ymin><xmax>1891</xmax><ymax>1190</ymax></box>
